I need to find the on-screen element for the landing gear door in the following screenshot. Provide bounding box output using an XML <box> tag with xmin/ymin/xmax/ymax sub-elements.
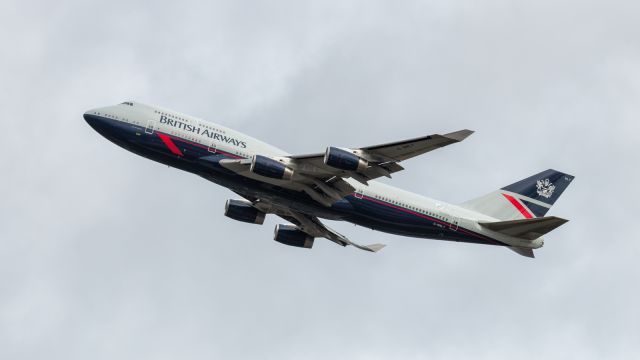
<box><xmin>145</xmin><ymin>119</ymin><xmax>155</xmax><ymax>134</ymax></box>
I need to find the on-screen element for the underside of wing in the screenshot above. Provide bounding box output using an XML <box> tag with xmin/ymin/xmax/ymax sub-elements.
<box><xmin>241</xmin><ymin>194</ymin><xmax>385</xmax><ymax>252</ymax></box>
<box><xmin>479</xmin><ymin>216</ymin><xmax>568</xmax><ymax>240</ymax></box>
<box><xmin>274</xmin><ymin>211</ymin><xmax>386</xmax><ymax>252</ymax></box>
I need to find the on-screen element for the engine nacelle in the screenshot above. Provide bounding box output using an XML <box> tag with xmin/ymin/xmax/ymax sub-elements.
<box><xmin>224</xmin><ymin>199</ymin><xmax>266</xmax><ymax>224</ymax></box>
<box><xmin>250</xmin><ymin>155</ymin><xmax>294</xmax><ymax>181</ymax></box>
<box><xmin>273</xmin><ymin>224</ymin><xmax>314</xmax><ymax>249</ymax></box>
<box><xmin>323</xmin><ymin>147</ymin><xmax>368</xmax><ymax>172</ymax></box>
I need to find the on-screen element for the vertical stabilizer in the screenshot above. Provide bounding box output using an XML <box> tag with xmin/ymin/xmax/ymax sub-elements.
<box><xmin>460</xmin><ymin>169</ymin><xmax>574</xmax><ymax>220</ymax></box>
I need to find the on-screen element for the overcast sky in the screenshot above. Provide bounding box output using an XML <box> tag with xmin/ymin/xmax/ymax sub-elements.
<box><xmin>1</xmin><ymin>0</ymin><xmax>639</xmax><ymax>359</ymax></box>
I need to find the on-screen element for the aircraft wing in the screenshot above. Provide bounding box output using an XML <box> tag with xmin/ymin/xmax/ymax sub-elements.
<box><xmin>291</xmin><ymin>129</ymin><xmax>473</xmax><ymax>163</ymax></box>
<box><xmin>287</xmin><ymin>129</ymin><xmax>474</xmax><ymax>182</ymax></box>
<box><xmin>247</xmin><ymin>196</ymin><xmax>385</xmax><ymax>252</ymax></box>
<box><xmin>208</xmin><ymin>129</ymin><xmax>472</xmax><ymax>207</ymax></box>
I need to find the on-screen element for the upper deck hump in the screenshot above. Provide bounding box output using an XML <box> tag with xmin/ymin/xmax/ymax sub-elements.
<box><xmin>129</xmin><ymin>101</ymin><xmax>290</xmax><ymax>157</ymax></box>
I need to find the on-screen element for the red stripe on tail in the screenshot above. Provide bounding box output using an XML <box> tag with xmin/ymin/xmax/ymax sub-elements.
<box><xmin>157</xmin><ymin>133</ymin><xmax>184</xmax><ymax>156</ymax></box>
<box><xmin>502</xmin><ymin>193</ymin><xmax>533</xmax><ymax>219</ymax></box>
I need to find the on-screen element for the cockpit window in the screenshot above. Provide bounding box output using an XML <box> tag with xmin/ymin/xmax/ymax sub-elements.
<box><xmin>120</xmin><ymin>101</ymin><xmax>134</xmax><ymax>106</ymax></box>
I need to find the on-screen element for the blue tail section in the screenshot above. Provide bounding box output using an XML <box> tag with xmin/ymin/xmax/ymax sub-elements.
<box><xmin>502</xmin><ymin>169</ymin><xmax>575</xmax><ymax>206</ymax></box>
<box><xmin>461</xmin><ymin>169</ymin><xmax>575</xmax><ymax>220</ymax></box>
<box><xmin>519</xmin><ymin>199</ymin><xmax>550</xmax><ymax>217</ymax></box>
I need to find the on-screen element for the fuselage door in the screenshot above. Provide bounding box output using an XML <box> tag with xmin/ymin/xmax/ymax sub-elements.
<box><xmin>449</xmin><ymin>215</ymin><xmax>459</xmax><ymax>231</ymax></box>
<box><xmin>145</xmin><ymin>119</ymin><xmax>155</xmax><ymax>134</ymax></box>
<box><xmin>208</xmin><ymin>139</ymin><xmax>217</xmax><ymax>153</ymax></box>
<box><xmin>438</xmin><ymin>203</ymin><xmax>459</xmax><ymax>231</ymax></box>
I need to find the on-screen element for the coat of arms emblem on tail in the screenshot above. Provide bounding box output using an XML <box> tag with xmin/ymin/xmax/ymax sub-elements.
<box><xmin>536</xmin><ymin>178</ymin><xmax>555</xmax><ymax>198</ymax></box>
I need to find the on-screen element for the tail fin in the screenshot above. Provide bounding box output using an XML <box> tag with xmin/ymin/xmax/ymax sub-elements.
<box><xmin>461</xmin><ymin>169</ymin><xmax>574</xmax><ymax>220</ymax></box>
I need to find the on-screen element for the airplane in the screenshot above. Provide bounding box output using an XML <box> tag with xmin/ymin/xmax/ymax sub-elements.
<box><xmin>84</xmin><ymin>101</ymin><xmax>574</xmax><ymax>258</ymax></box>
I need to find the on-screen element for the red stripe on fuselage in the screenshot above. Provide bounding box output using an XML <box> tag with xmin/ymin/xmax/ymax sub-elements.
<box><xmin>157</xmin><ymin>133</ymin><xmax>184</xmax><ymax>156</ymax></box>
<box><xmin>156</xmin><ymin>132</ymin><xmax>243</xmax><ymax>159</ymax></box>
<box><xmin>502</xmin><ymin>193</ymin><xmax>533</xmax><ymax>219</ymax></box>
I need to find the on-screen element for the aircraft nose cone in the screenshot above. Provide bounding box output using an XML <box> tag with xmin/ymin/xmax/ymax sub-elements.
<box><xmin>84</xmin><ymin>110</ymin><xmax>112</xmax><ymax>136</ymax></box>
<box><xmin>83</xmin><ymin>111</ymin><xmax>96</xmax><ymax>124</ymax></box>
<box><xmin>84</xmin><ymin>111</ymin><xmax>102</xmax><ymax>129</ymax></box>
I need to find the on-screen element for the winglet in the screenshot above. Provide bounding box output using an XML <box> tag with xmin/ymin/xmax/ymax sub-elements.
<box><xmin>443</xmin><ymin>129</ymin><xmax>474</xmax><ymax>142</ymax></box>
<box><xmin>508</xmin><ymin>247</ymin><xmax>535</xmax><ymax>258</ymax></box>
<box><xmin>362</xmin><ymin>243</ymin><xmax>386</xmax><ymax>252</ymax></box>
<box><xmin>315</xmin><ymin>220</ymin><xmax>386</xmax><ymax>253</ymax></box>
<box><xmin>350</xmin><ymin>242</ymin><xmax>386</xmax><ymax>252</ymax></box>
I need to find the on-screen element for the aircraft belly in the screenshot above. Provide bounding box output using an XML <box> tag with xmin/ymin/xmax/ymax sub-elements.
<box><xmin>344</xmin><ymin>195</ymin><xmax>505</xmax><ymax>246</ymax></box>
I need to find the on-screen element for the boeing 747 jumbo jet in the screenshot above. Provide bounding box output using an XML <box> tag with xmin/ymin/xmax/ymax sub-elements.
<box><xmin>85</xmin><ymin>101</ymin><xmax>574</xmax><ymax>258</ymax></box>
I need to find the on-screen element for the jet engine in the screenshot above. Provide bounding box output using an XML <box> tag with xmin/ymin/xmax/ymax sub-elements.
<box><xmin>224</xmin><ymin>199</ymin><xmax>266</xmax><ymax>224</ymax></box>
<box><xmin>323</xmin><ymin>147</ymin><xmax>368</xmax><ymax>172</ymax></box>
<box><xmin>273</xmin><ymin>224</ymin><xmax>314</xmax><ymax>248</ymax></box>
<box><xmin>250</xmin><ymin>155</ymin><xmax>294</xmax><ymax>181</ymax></box>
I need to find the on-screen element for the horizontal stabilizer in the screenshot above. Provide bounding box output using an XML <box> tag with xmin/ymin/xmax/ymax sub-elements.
<box><xmin>479</xmin><ymin>216</ymin><xmax>568</xmax><ymax>240</ymax></box>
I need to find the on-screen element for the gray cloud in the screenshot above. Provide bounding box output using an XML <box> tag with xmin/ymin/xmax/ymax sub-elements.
<box><xmin>1</xmin><ymin>0</ymin><xmax>639</xmax><ymax>359</ymax></box>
